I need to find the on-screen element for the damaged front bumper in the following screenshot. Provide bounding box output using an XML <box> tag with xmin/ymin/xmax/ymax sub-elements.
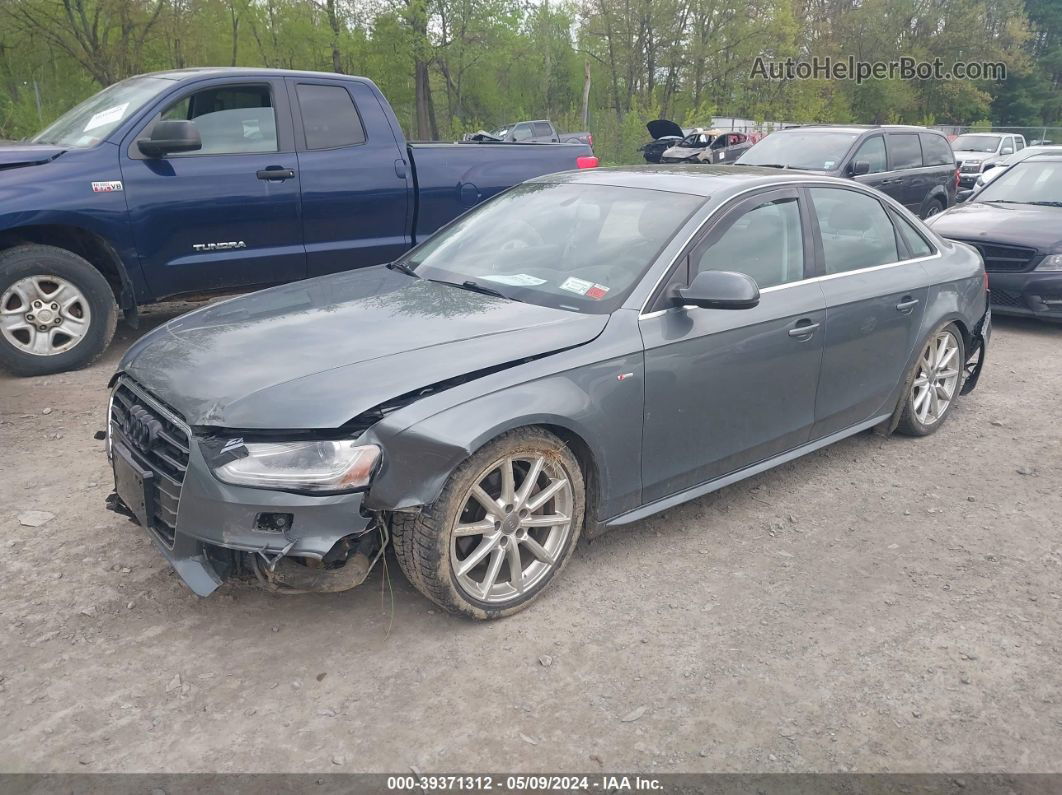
<box><xmin>106</xmin><ymin>378</ymin><xmax>382</xmax><ymax>597</ymax></box>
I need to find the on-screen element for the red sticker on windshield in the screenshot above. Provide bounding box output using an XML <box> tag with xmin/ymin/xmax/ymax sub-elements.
<box><xmin>586</xmin><ymin>284</ymin><xmax>610</xmax><ymax>300</ymax></box>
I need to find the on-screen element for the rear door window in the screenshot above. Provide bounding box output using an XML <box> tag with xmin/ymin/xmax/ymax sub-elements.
<box><xmin>532</xmin><ymin>121</ymin><xmax>553</xmax><ymax>138</ymax></box>
<box><xmin>887</xmin><ymin>134</ymin><xmax>923</xmax><ymax>170</ymax></box>
<box><xmin>296</xmin><ymin>84</ymin><xmax>365</xmax><ymax>149</ymax></box>
<box><xmin>920</xmin><ymin>134</ymin><xmax>955</xmax><ymax>166</ymax></box>
<box><xmin>809</xmin><ymin>188</ymin><xmax>900</xmax><ymax>273</ymax></box>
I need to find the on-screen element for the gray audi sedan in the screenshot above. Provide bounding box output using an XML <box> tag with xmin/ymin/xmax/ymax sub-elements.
<box><xmin>106</xmin><ymin>166</ymin><xmax>990</xmax><ymax>619</ymax></box>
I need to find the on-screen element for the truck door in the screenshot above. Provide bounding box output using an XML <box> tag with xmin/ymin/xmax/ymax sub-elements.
<box><xmin>120</xmin><ymin>78</ymin><xmax>305</xmax><ymax>298</ymax></box>
<box><xmin>287</xmin><ymin>78</ymin><xmax>411</xmax><ymax>277</ymax></box>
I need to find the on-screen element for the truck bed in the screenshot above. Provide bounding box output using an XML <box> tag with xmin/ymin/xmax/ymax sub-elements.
<box><xmin>408</xmin><ymin>141</ymin><xmax>593</xmax><ymax>241</ymax></box>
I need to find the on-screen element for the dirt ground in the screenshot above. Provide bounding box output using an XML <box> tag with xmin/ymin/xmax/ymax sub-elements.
<box><xmin>0</xmin><ymin>304</ymin><xmax>1060</xmax><ymax>774</ymax></box>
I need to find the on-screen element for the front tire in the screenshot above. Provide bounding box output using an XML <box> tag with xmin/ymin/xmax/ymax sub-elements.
<box><xmin>922</xmin><ymin>198</ymin><xmax>945</xmax><ymax>219</ymax></box>
<box><xmin>896</xmin><ymin>323</ymin><xmax>965</xmax><ymax>436</ymax></box>
<box><xmin>392</xmin><ymin>427</ymin><xmax>585</xmax><ymax>619</ymax></box>
<box><xmin>0</xmin><ymin>245</ymin><xmax>118</xmax><ymax>377</ymax></box>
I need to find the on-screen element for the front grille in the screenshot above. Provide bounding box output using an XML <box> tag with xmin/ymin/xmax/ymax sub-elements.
<box><xmin>960</xmin><ymin>162</ymin><xmax>982</xmax><ymax>173</ymax></box>
<box><xmin>109</xmin><ymin>380</ymin><xmax>190</xmax><ymax>546</ymax></box>
<box><xmin>953</xmin><ymin>240</ymin><xmax>1039</xmax><ymax>272</ymax></box>
<box><xmin>990</xmin><ymin>290</ymin><xmax>1026</xmax><ymax>309</ymax></box>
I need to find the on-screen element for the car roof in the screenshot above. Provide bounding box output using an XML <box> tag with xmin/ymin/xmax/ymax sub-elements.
<box><xmin>1019</xmin><ymin>153</ymin><xmax>1062</xmax><ymax>161</ymax></box>
<box><xmin>790</xmin><ymin>124</ymin><xmax>943</xmax><ymax>135</ymax></box>
<box><xmin>140</xmin><ymin>67</ymin><xmax>371</xmax><ymax>82</ymax></box>
<box><xmin>532</xmin><ymin>164</ymin><xmax>857</xmax><ymax>198</ymax></box>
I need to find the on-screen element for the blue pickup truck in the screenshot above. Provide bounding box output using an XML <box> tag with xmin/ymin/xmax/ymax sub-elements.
<box><xmin>0</xmin><ymin>67</ymin><xmax>596</xmax><ymax>376</ymax></box>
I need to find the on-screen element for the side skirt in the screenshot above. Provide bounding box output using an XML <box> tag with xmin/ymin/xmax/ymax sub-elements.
<box><xmin>605</xmin><ymin>414</ymin><xmax>892</xmax><ymax>527</ymax></box>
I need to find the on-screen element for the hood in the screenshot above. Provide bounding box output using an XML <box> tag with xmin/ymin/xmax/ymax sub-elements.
<box><xmin>927</xmin><ymin>202</ymin><xmax>1062</xmax><ymax>252</ymax></box>
<box><xmin>660</xmin><ymin>145</ymin><xmax>702</xmax><ymax>161</ymax></box>
<box><xmin>0</xmin><ymin>142</ymin><xmax>66</xmax><ymax>169</ymax></box>
<box><xmin>647</xmin><ymin>119</ymin><xmax>684</xmax><ymax>140</ymax></box>
<box><xmin>120</xmin><ymin>266</ymin><xmax>609</xmax><ymax>430</ymax></box>
<box><xmin>952</xmin><ymin>149</ymin><xmax>996</xmax><ymax>161</ymax></box>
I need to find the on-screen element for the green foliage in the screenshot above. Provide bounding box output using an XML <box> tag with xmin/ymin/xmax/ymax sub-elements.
<box><xmin>0</xmin><ymin>0</ymin><xmax>1057</xmax><ymax>143</ymax></box>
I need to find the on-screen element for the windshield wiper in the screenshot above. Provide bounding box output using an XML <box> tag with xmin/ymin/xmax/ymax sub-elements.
<box><xmin>429</xmin><ymin>278</ymin><xmax>521</xmax><ymax>302</ymax></box>
<box><xmin>386</xmin><ymin>261</ymin><xmax>419</xmax><ymax>277</ymax></box>
<box><xmin>1026</xmin><ymin>201</ymin><xmax>1062</xmax><ymax>207</ymax></box>
<box><xmin>736</xmin><ymin>162</ymin><xmax>789</xmax><ymax>169</ymax></box>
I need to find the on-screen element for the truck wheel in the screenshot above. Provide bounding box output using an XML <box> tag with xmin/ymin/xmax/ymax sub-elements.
<box><xmin>391</xmin><ymin>427</ymin><xmax>584</xmax><ymax>619</ymax></box>
<box><xmin>896</xmin><ymin>323</ymin><xmax>965</xmax><ymax>436</ymax></box>
<box><xmin>0</xmin><ymin>245</ymin><xmax>118</xmax><ymax>377</ymax></box>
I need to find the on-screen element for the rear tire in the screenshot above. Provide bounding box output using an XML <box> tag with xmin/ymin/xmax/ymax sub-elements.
<box><xmin>896</xmin><ymin>323</ymin><xmax>965</xmax><ymax>436</ymax></box>
<box><xmin>392</xmin><ymin>427</ymin><xmax>584</xmax><ymax>619</ymax></box>
<box><xmin>0</xmin><ymin>245</ymin><xmax>117</xmax><ymax>377</ymax></box>
<box><xmin>922</xmin><ymin>198</ymin><xmax>945</xmax><ymax>219</ymax></box>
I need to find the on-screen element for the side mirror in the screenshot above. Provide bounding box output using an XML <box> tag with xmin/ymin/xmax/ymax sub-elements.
<box><xmin>672</xmin><ymin>270</ymin><xmax>760</xmax><ymax>310</ymax></box>
<box><xmin>137</xmin><ymin>120</ymin><xmax>202</xmax><ymax>158</ymax></box>
<box><xmin>850</xmin><ymin>160</ymin><xmax>871</xmax><ymax>176</ymax></box>
<box><xmin>956</xmin><ymin>189</ymin><xmax>974</xmax><ymax>203</ymax></box>
<box><xmin>1000</xmin><ymin>147</ymin><xmax>1014</xmax><ymax>155</ymax></box>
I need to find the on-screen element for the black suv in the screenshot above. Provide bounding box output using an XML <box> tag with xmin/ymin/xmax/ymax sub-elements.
<box><xmin>734</xmin><ymin>125</ymin><xmax>957</xmax><ymax>218</ymax></box>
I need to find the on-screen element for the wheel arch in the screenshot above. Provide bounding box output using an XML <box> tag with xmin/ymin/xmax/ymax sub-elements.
<box><xmin>366</xmin><ymin>414</ymin><xmax>606</xmax><ymax>531</ymax></box>
<box><xmin>0</xmin><ymin>224</ymin><xmax>138</xmax><ymax>318</ymax></box>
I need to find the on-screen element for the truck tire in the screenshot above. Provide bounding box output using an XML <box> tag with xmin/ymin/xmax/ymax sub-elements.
<box><xmin>0</xmin><ymin>245</ymin><xmax>118</xmax><ymax>377</ymax></box>
<box><xmin>391</xmin><ymin>427</ymin><xmax>584</xmax><ymax>619</ymax></box>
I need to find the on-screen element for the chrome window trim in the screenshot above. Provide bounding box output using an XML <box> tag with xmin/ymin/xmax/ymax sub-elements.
<box><xmin>637</xmin><ymin>179</ymin><xmax>943</xmax><ymax>320</ymax></box>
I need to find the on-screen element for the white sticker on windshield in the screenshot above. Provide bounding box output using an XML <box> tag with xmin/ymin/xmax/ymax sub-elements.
<box><xmin>560</xmin><ymin>277</ymin><xmax>594</xmax><ymax>295</ymax></box>
<box><xmin>823</xmin><ymin>160</ymin><xmax>835</xmax><ymax>169</ymax></box>
<box><xmin>84</xmin><ymin>103</ymin><xmax>129</xmax><ymax>132</ymax></box>
<box><xmin>483</xmin><ymin>273</ymin><xmax>547</xmax><ymax>287</ymax></box>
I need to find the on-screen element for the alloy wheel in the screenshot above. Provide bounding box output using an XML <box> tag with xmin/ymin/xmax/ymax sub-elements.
<box><xmin>911</xmin><ymin>329</ymin><xmax>961</xmax><ymax>425</ymax></box>
<box><xmin>450</xmin><ymin>454</ymin><xmax>574</xmax><ymax>605</ymax></box>
<box><xmin>0</xmin><ymin>275</ymin><xmax>92</xmax><ymax>356</ymax></box>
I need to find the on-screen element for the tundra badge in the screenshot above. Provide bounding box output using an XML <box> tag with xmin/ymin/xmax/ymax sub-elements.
<box><xmin>193</xmin><ymin>241</ymin><xmax>247</xmax><ymax>252</ymax></box>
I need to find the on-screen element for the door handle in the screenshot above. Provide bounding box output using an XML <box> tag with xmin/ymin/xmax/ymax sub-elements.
<box><xmin>788</xmin><ymin>320</ymin><xmax>820</xmax><ymax>338</ymax></box>
<box><xmin>256</xmin><ymin>167</ymin><xmax>296</xmax><ymax>181</ymax></box>
<box><xmin>896</xmin><ymin>297</ymin><xmax>920</xmax><ymax>313</ymax></box>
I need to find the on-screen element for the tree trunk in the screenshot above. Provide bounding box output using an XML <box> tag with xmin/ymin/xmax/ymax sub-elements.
<box><xmin>327</xmin><ymin>0</ymin><xmax>343</xmax><ymax>73</ymax></box>
<box><xmin>581</xmin><ymin>59</ymin><xmax>592</xmax><ymax>128</ymax></box>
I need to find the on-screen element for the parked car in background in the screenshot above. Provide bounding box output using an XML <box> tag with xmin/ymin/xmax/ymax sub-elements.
<box><xmin>640</xmin><ymin>119</ymin><xmax>689</xmax><ymax>163</ymax></box>
<box><xmin>107</xmin><ymin>165</ymin><xmax>988</xmax><ymax>618</ymax></box>
<box><xmin>735</xmin><ymin>125</ymin><xmax>957</xmax><ymax>218</ymax></box>
<box><xmin>471</xmin><ymin>120</ymin><xmax>592</xmax><ymax>147</ymax></box>
<box><xmin>974</xmin><ymin>144</ymin><xmax>1062</xmax><ymax>188</ymax></box>
<box><xmin>0</xmin><ymin>68</ymin><xmax>596</xmax><ymax>377</ymax></box>
<box><xmin>951</xmin><ymin>132</ymin><xmax>1026</xmax><ymax>188</ymax></box>
<box><xmin>927</xmin><ymin>153</ymin><xmax>1062</xmax><ymax>323</ymax></box>
<box><xmin>660</xmin><ymin>129</ymin><xmax>751</xmax><ymax>163</ymax></box>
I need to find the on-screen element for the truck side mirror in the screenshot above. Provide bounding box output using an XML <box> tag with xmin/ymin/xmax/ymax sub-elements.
<box><xmin>671</xmin><ymin>270</ymin><xmax>760</xmax><ymax>309</ymax></box>
<box><xmin>956</xmin><ymin>189</ymin><xmax>974</xmax><ymax>204</ymax></box>
<box><xmin>850</xmin><ymin>160</ymin><xmax>871</xmax><ymax>176</ymax></box>
<box><xmin>137</xmin><ymin>120</ymin><xmax>202</xmax><ymax>158</ymax></box>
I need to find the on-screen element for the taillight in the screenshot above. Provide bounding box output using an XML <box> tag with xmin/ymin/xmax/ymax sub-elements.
<box><xmin>576</xmin><ymin>155</ymin><xmax>599</xmax><ymax>169</ymax></box>
<box><xmin>588</xmin><ymin>133</ymin><xmax>593</xmax><ymax>147</ymax></box>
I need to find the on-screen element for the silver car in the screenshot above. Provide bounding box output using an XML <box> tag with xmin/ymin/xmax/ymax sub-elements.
<box><xmin>106</xmin><ymin>166</ymin><xmax>990</xmax><ymax>619</ymax></box>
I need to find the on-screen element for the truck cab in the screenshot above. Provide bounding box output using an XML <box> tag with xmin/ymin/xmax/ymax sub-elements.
<box><xmin>0</xmin><ymin>68</ymin><xmax>594</xmax><ymax>376</ymax></box>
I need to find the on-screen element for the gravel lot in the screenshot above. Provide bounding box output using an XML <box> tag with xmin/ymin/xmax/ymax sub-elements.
<box><xmin>1</xmin><ymin>305</ymin><xmax>1060</xmax><ymax>774</ymax></box>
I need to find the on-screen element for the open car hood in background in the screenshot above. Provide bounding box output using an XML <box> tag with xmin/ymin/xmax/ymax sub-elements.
<box><xmin>646</xmin><ymin>119</ymin><xmax>685</xmax><ymax>140</ymax></box>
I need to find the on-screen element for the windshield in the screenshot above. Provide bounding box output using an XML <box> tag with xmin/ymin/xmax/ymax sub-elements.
<box><xmin>952</xmin><ymin>134</ymin><xmax>1002</xmax><ymax>153</ymax></box>
<box><xmin>976</xmin><ymin>160</ymin><xmax>1062</xmax><ymax>206</ymax></box>
<box><xmin>32</xmin><ymin>76</ymin><xmax>170</xmax><ymax>148</ymax></box>
<box><xmin>489</xmin><ymin>126</ymin><xmax>512</xmax><ymax>137</ymax></box>
<box><xmin>398</xmin><ymin>182</ymin><xmax>704</xmax><ymax>314</ymax></box>
<box><xmin>735</xmin><ymin>131</ymin><xmax>858</xmax><ymax>170</ymax></box>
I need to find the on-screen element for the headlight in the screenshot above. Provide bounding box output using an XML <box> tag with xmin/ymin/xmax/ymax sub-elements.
<box><xmin>1036</xmin><ymin>254</ymin><xmax>1062</xmax><ymax>272</ymax></box>
<box><xmin>214</xmin><ymin>440</ymin><xmax>381</xmax><ymax>493</ymax></box>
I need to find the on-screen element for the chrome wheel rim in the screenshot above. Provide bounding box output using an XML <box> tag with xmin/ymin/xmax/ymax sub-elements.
<box><xmin>450</xmin><ymin>454</ymin><xmax>574</xmax><ymax>605</ymax></box>
<box><xmin>912</xmin><ymin>329</ymin><xmax>961</xmax><ymax>425</ymax></box>
<box><xmin>924</xmin><ymin>204</ymin><xmax>942</xmax><ymax>219</ymax></box>
<box><xmin>0</xmin><ymin>275</ymin><xmax>91</xmax><ymax>356</ymax></box>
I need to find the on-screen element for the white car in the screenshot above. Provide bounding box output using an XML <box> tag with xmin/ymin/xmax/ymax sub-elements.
<box><xmin>976</xmin><ymin>145</ymin><xmax>1062</xmax><ymax>187</ymax></box>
